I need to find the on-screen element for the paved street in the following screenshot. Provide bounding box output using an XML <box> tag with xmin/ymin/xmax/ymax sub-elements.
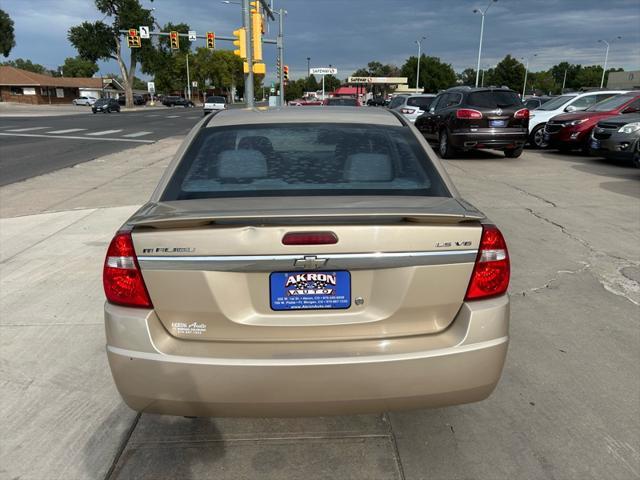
<box><xmin>0</xmin><ymin>107</ymin><xmax>203</xmax><ymax>186</ymax></box>
<box><xmin>1</xmin><ymin>135</ymin><xmax>638</xmax><ymax>479</ymax></box>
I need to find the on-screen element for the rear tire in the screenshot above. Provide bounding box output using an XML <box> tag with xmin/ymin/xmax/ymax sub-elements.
<box><xmin>633</xmin><ymin>142</ymin><xmax>640</xmax><ymax>168</ymax></box>
<box><xmin>504</xmin><ymin>147</ymin><xmax>524</xmax><ymax>158</ymax></box>
<box><xmin>438</xmin><ymin>130</ymin><xmax>457</xmax><ymax>159</ymax></box>
<box><xmin>529</xmin><ymin>124</ymin><xmax>547</xmax><ymax>149</ymax></box>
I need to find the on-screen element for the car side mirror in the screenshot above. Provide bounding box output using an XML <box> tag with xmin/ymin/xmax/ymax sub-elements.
<box><xmin>565</xmin><ymin>105</ymin><xmax>577</xmax><ymax>112</ymax></box>
<box><xmin>429</xmin><ymin>107</ymin><xmax>435</xmax><ymax>114</ymax></box>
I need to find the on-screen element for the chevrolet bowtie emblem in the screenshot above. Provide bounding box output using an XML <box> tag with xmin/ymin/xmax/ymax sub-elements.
<box><xmin>294</xmin><ymin>255</ymin><xmax>328</xmax><ymax>270</ymax></box>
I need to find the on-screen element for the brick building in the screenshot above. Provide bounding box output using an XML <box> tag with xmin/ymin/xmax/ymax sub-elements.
<box><xmin>0</xmin><ymin>66</ymin><xmax>111</xmax><ymax>105</ymax></box>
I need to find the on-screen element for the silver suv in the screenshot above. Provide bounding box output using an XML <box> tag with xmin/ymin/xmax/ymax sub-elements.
<box><xmin>388</xmin><ymin>94</ymin><xmax>437</xmax><ymax>123</ymax></box>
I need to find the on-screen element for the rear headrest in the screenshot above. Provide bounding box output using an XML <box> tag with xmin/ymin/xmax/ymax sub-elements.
<box><xmin>238</xmin><ymin>136</ymin><xmax>274</xmax><ymax>155</ymax></box>
<box><xmin>343</xmin><ymin>153</ymin><xmax>393</xmax><ymax>182</ymax></box>
<box><xmin>217</xmin><ymin>149</ymin><xmax>267</xmax><ymax>179</ymax></box>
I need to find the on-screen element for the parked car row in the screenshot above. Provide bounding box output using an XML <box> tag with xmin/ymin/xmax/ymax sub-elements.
<box><xmin>414</xmin><ymin>86</ymin><xmax>529</xmax><ymax>158</ymax></box>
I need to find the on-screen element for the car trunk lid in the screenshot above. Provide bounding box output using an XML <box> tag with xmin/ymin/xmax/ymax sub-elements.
<box><xmin>129</xmin><ymin>197</ymin><xmax>484</xmax><ymax>342</ymax></box>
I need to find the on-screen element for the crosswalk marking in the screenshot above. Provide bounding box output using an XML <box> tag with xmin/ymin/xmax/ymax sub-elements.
<box><xmin>166</xmin><ymin>115</ymin><xmax>179</xmax><ymax>118</ymax></box>
<box><xmin>0</xmin><ymin>132</ymin><xmax>154</xmax><ymax>143</ymax></box>
<box><xmin>122</xmin><ymin>131</ymin><xmax>152</xmax><ymax>138</ymax></box>
<box><xmin>86</xmin><ymin>129</ymin><xmax>123</xmax><ymax>136</ymax></box>
<box><xmin>6</xmin><ymin>126</ymin><xmax>51</xmax><ymax>132</ymax></box>
<box><xmin>47</xmin><ymin>128</ymin><xmax>87</xmax><ymax>134</ymax></box>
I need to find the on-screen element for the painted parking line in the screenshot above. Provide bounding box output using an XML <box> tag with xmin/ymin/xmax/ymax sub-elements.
<box><xmin>146</xmin><ymin>114</ymin><xmax>160</xmax><ymax>117</ymax></box>
<box><xmin>46</xmin><ymin>128</ymin><xmax>87</xmax><ymax>134</ymax></box>
<box><xmin>122</xmin><ymin>131</ymin><xmax>152</xmax><ymax>138</ymax></box>
<box><xmin>166</xmin><ymin>115</ymin><xmax>180</xmax><ymax>118</ymax></box>
<box><xmin>0</xmin><ymin>132</ymin><xmax>154</xmax><ymax>143</ymax></box>
<box><xmin>86</xmin><ymin>129</ymin><xmax>123</xmax><ymax>136</ymax></box>
<box><xmin>5</xmin><ymin>126</ymin><xmax>51</xmax><ymax>132</ymax></box>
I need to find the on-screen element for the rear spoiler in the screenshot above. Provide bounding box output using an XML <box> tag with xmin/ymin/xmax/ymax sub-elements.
<box><xmin>127</xmin><ymin>199</ymin><xmax>485</xmax><ymax>229</ymax></box>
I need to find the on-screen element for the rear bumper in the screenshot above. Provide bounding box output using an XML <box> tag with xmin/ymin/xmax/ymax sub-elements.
<box><xmin>450</xmin><ymin>130</ymin><xmax>527</xmax><ymax>149</ymax></box>
<box><xmin>105</xmin><ymin>295</ymin><xmax>509</xmax><ymax>417</ymax></box>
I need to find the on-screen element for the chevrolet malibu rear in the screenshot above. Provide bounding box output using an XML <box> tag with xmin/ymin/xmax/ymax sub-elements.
<box><xmin>104</xmin><ymin>107</ymin><xmax>510</xmax><ymax>417</ymax></box>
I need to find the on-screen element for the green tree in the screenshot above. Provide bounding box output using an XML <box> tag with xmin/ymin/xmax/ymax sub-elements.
<box><xmin>549</xmin><ymin>62</ymin><xmax>582</xmax><ymax>91</ymax></box>
<box><xmin>61</xmin><ymin>56</ymin><xmax>99</xmax><ymax>77</ymax></box>
<box><xmin>304</xmin><ymin>75</ymin><xmax>319</xmax><ymax>92</ymax></box>
<box><xmin>323</xmin><ymin>74</ymin><xmax>341</xmax><ymax>92</ymax></box>
<box><xmin>574</xmin><ymin>65</ymin><xmax>604</xmax><ymax>88</ymax></box>
<box><xmin>68</xmin><ymin>0</ymin><xmax>154</xmax><ymax>107</ymax></box>
<box><xmin>284</xmin><ymin>78</ymin><xmax>304</xmax><ymax>102</ymax></box>
<box><xmin>528</xmin><ymin>71</ymin><xmax>555</xmax><ymax>95</ymax></box>
<box><xmin>189</xmin><ymin>48</ymin><xmax>243</xmax><ymax>102</ymax></box>
<box><xmin>458</xmin><ymin>67</ymin><xmax>477</xmax><ymax>87</ymax></box>
<box><xmin>0</xmin><ymin>9</ymin><xmax>15</xmax><ymax>57</ymax></box>
<box><xmin>1</xmin><ymin>58</ymin><xmax>49</xmax><ymax>74</ymax></box>
<box><xmin>401</xmin><ymin>55</ymin><xmax>456</xmax><ymax>92</ymax></box>
<box><xmin>140</xmin><ymin>22</ymin><xmax>192</xmax><ymax>94</ymax></box>
<box><xmin>491</xmin><ymin>55</ymin><xmax>525</xmax><ymax>91</ymax></box>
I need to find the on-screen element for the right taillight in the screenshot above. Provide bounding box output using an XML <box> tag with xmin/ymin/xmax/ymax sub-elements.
<box><xmin>514</xmin><ymin>108</ymin><xmax>530</xmax><ymax>119</ymax></box>
<box><xmin>103</xmin><ymin>231</ymin><xmax>153</xmax><ymax>308</ymax></box>
<box><xmin>465</xmin><ymin>224</ymin><xmax>510</xmax><ymax>301</ymax></box>
<box><xmin>456</xmin><ymin>108</ymin><xmax>483</xmax><ymax>119</ymax></box>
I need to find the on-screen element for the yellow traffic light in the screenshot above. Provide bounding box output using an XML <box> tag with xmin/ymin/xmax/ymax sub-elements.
<box><xmin>233</xmin><ymin>28</ymin><xmax>246</xmax><ymax>59</ymax></box>
<box><xmin>251</xmin><ymin>7</ymin><xmax>262</xmax><ymax>62</ymax></box>
<box><xmin>206</xmin><ymin>32</ymin><xmax>215</xmax><ymax>49</ymax></box>
<box><xmin>128</xmin><ymin>28</ymin><xmax>141</xmax><ymax>48</ymax></box>
<box><xmin>170</xmin><ymin>31</ymin><xmax>179</xmax><ymax>50</ymax></box>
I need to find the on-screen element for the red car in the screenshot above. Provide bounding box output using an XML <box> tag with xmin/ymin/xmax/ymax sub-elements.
<box><xmin>544</xmin><ymin>92</ymin><xmax>640</xmax><ymax>152</ymax></box>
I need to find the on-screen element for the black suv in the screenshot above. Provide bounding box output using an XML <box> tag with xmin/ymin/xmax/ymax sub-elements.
<box><xmin>163</xmin><ymin>96</ymin><xmax>195</xmax><ymax>107</ymax></box>
<box><xmin>92</xmin><ymin>98</ymin><xmax>121</xmax><ymax>114</ymax></box>
<box><xmin>415</xmin><ymin>87</ymin><xmax>529</xmax><ymax>158</ymax></box>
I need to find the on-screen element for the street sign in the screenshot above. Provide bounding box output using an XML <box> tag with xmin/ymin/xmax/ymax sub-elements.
<box><xmin>191</xmin><ymin>81</ymin><xmax>198</xmax><ymax>88</ymax></box>
<box><xmin>270</xmin><ymin>87</ymin><xmax>275</xmax><ymax>93</ymax></box>
<box><xmin>348</xmin><ymin>76</ymin><xmax>408</xmax><ymax>84</ymax></box>
<box><xmin>310</xmin><ymin>67</ymin><xmax>337</xmax><ymax>75</ymax></box>
<box><xmin>188</xmin><ymin>30</ymin><xmax>197</xmax><ymax>41</ymax></box>
<box><xmin>147</xmin><ymin>81</ymin><xmax>155</xmax><ymax>93</ymax></box>
<box><xmin>139</xmin><ymin>26</ymin><xmax>150</xmax><ymax>39</ymax></box>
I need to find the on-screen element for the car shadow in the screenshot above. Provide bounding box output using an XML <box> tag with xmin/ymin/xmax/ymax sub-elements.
<box><xmin>536</xmin><ymin>148</ymin><xmax>639</xmax><ymax>198</ymax></box>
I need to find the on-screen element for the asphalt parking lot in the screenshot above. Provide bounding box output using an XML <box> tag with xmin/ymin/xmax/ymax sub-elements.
<box><xmin>1</xmin><ymin>142</ymin><xmax>638</xmax><ymax>479</ymax></box>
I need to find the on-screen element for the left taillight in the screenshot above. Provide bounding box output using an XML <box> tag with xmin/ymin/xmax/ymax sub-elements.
<box><xmin>103</xmin><ymin>231</ymin><xmax>153</xmax><ymax>308</ymax></box>
<box><xmin>514</xmin><ymin>108</ymin><xmax>530</xmax><ymax>119</ymax></box>
<box><xmin>465</xmin><ymin>224</ymin><xmax>510</xmax><ymax>301</ymax></box>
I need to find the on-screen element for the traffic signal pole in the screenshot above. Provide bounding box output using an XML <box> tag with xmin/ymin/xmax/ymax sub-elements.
<box><xmin>278</xmin><ymin>8</ymin><xmax>284</xmax><ymax>106</ymax></box>
<box><xmin>242</xmin><ymin>0</ymin><xmax>255</xmax><ymax>108</ymax></box>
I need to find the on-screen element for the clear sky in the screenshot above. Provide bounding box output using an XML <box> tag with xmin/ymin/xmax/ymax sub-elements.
<box><xmin>3</xmin><ymin>0</ymin><xmax>639</xmax><ymax>82</ymax></box>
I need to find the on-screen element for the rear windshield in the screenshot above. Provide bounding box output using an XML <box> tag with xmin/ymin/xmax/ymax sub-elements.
<box><xmin>207</xmin><ymin>96</ymin><xmax>226</xmax><ymax>103</ymax></box>
<box><xmin>407</xmin><ymin>96</ymin><xmax>435</xmax><ymax>108</ymax></box>
<box><xmin>537</xmin><ymin>95</ymin><xmax>575</xmax><ymax>110</ymax></box>
<box><xmin>326</xmin><ymin>98</ymin><xmax>358</xmax><ymax>106</ymax></box>
<box><xmin>586</xmin><ymin>94</ymin><xmax>635</xmax><ymax>112</ymax></box>
<box><xmin>467</xmin><ymin>90</ymin><xmax>521</xmax><ymax>108</ymax></box>
<box><xmin>161</xmin><ymin>123</ymin><xmax>449</xmax><ymax>200</ymax></box>
<box><xmin>95</xmin><ymin>99</ymin><xmax>108</xmax><ymax>105</ymax></box>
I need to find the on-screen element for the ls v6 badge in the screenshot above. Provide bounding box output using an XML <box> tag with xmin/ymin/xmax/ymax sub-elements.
<box><xmin>435</xmin><ymin>241</ymin><xmax>472</xmax><ymax>248</ymax></box>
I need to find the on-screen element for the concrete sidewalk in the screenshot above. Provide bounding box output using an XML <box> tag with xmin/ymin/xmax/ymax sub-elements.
<box><xmin>1</xmin><ymin>144</ymin><xmax>638</xmax><ymax>479</ymax></box>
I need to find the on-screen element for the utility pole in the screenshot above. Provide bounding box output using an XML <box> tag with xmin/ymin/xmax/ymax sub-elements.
<box><xmin>186</xmin><ymin>53</ymin><xmax>191</xmax><ymax>101</ymax></box>
<box><xmin>474</xmin><ymin>0</ymin><xmax>497</xmax><ymax>88</ymax></box>
<box><xmin>307</xmin><ymin>57</ymin><xmax>310</xmax><ymax>76</ymax></box>
<box><xmin>562</xmin><ymin>68</ymin><xmax>567</xmax><ymax>92</ymax></box>
<box><xmin>598</xmin><ymin>36</ymin><xmax>622</xmax><ymax>89</ymax></box>
<box><xmin>242</xmin><ymin>0</ymin><xmax>254</xmax><ymax>108</ymax></box>
<box><xmin>277</xmin><ymin>8</ymin><xmax>285</xmax><ymax>106</ymax></box>
<box><xmin>415</xmin><ymin>36</ymin><xmax>426</xmax><ymax>93</ymax></box>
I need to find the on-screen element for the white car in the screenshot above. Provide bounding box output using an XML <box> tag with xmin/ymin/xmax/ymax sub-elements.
<box><xmin>203</xmin><ymin>95</ymin><xmax>227</xmax><ymax>116</ymax></box>
<box><xmin>528</xmin><ymin>90</ymin><xmax>628</xmax><ymax>148</ymax></box>
<box><xmin>72</xmin><ymin>96</ymin><xmax>97</xmax><ymax>106</ymax></box>
<box><xmin>388</xmin><ymin>94</ymin><xmax>436</xmax><ymax>123</ymax></box>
